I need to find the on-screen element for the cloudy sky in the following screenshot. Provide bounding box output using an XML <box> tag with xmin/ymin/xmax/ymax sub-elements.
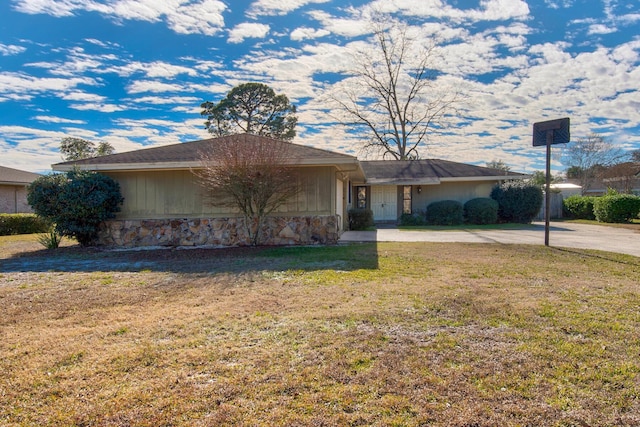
<box><xmin>1</xmin><ymin>0</ymin><xmax>638</xmax><ymax>174</ymax></box>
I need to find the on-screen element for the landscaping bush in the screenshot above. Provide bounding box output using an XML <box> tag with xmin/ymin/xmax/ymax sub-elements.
<box><xmin>426</xmin><ymin>200</ymin><xmax>464</xmax><ymax>226</ymax></box>
<box><xmin>348</xmin><ymin>208</ymin><xmax>374</xmax><ymax>230</ymax></box>
<box><xmin>464</xmin><ymin>198</ymin><xmax>498</xmax><ymax>225</ymax></box>
<box><xmin>563</xmin><ymin>195</ymin><xmax>596</xmax><ymax>220</ymax></box>
<box><xmin>0</xmin><ymin>214</ymin><xmax>50</xmax><ymax>236</ymax></box>
<box><xmin>490</xmin><ymin>181</ymin><xmax>543</xmax><ymax>223</ymax></box>
<box><xmin>28</xmin><ymin>170</ymin><xmax>123</xmax><ymax>246</ymax></box>
<box><xmin>399</xmin><ymin>211</ymin><xmax>427</xmax><ymax>226</ymax></box>
<box><xmin>37</xmin><ymin>228</ymin><xmax>63</xmax><ymax>249</ymax></box>
<box><xmin>593</xmin><ymin>194</ymin><xmax>640</xmax><ymax>223</ymax></box>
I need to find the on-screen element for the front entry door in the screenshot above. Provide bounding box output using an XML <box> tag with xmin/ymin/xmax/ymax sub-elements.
<box><xmin>371</xmin><ymin>186</ymin><xmax>397</xmax><ymax>221</ymax></box>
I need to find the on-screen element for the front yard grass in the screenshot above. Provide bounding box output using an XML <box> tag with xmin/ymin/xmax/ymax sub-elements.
<box><xmin>1</xmin><ymin>238</ymin><xmax>639</xmax><ymax>426</ymax></box>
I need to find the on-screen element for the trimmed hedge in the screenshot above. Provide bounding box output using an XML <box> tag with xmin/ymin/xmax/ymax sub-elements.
<box><xmin>348</xmin><ymin>208</ymin><xmax>374</xmax><ymax>230</ymax></box>
<box><xmin>0</xmin><ymin>214</ymin><xmax>51</xmax><ymax>236</ymax></box>
<box><xmin>491</xmin><ymin>181</ymin><xmax>543</xmax><ymax>224</ymax></box>
<box><xmin>563</xmin><ymin>195</ymin><xmax>596</xmax><ymax>220</ymax></box>
<box><xmin>593</xmin><ymin>194</ymin><xmax>640</xmax><ymax>223</ymax></box>
<box><xmin>464</xmin><ymin>198</ymin><xmax>498</xmax><ymax>225</ymax></box>
<box><xmin>426</xmin><ymin>200</ymin><xmax>464</xmax><ymax>226</ymax></box>
<box><xmin>399</xmin><ymin>211</ymin><xmax>427</xmax><ymax>226</ymax></box>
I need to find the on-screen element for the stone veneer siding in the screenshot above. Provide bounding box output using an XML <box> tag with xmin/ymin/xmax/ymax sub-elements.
<box><xmin>97</xmin><ymin>215</ymin><xmax>341</xmax><ymax>247</ymax></box>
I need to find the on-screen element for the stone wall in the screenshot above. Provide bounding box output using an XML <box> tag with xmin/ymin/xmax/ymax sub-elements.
<box><xmin>97</xmin><ymin>215</ymin><xmax>341</xmax><ymax>248</ymax></box>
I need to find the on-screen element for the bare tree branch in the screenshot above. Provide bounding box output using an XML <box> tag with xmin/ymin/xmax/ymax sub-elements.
<box><xmin>330</xmin><ymin>20</ymin><xmax>464</xmax><ymax>160</ymax></box>
<box><xmin>194</xmin><ymin>135</ymin><xmax>300</xmax><ymax>245</ymax></box>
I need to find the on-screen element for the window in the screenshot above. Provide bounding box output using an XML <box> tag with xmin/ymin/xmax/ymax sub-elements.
<box><xmin>357</xmin><ymin>186</ymin><xmax>367</xmax><ymax>209</ymax></box>
<box><xmin>403</xmin><ymin>186</ymin><xmax>412</xmax><ymax>214</ymax></box>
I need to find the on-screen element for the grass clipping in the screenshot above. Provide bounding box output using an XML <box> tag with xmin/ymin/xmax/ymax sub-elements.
<box><xmin>1</xmin><ymin>242</ymin><xmax>639</xmax><ymax>426</ymax></box>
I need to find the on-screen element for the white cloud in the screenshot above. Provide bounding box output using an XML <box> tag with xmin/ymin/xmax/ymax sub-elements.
<box><xmin>69</xmin><ymin>103</ymin><xmax>125</xmax><ymax>112</ymax></box>
<box><xmin>247</xmin><ymin>0</ymin><xmax>330</xmax><ymax>17</ymax></box>
<box><xmin>306</xmin><ymin>10</ymin><xmax>371</xmax><ymax>37</ymax></box>
<box><xmin>543</xmin><ymin>0</ymin><xmax>574</xmax><ymax>8</ymax></box>
<box><xmin>0</xmin><ymin>43</ymin><xmax>26</xmax><ymax>56</ymax></box>
<box><xmin>13</xmin><ymin>0</ymin><xmax>227</xmax><ymax>35</ymax></box>
<box><xmin>476</xmin><ymin>0</ymin><xmax>530</xmax><ymax>21</ymax></box>
<box><xmin>129</xmin><ymin>96</ymin><xmax>201</xmax><ymax>105</ymax></box>
<box><xmin>290</xmin><ymin>27</ymin><xmax>330</xmax><ymax>41</ymax></box>
<box><xmin>61</xmin><ymin>91</ymin><xmax>106</xmax><ymax>102</ymax></box>
<box><xmin>114</xmin><ymin>61</ymin><xmax>199</xmax><ymax>78</ymax></box>
<box><xmin>588</xmin><ymin>24</ymin><xmax>617</xmax><ymax>35</ymax></box>
<box><xmin>33</xmin><ymin>115</ymin><xmax>86</xmax><ymax>124</ymax></box>
<box><xmin>228</xmin><ymin>22</ymin><xmax>271</xmax><ymax>43</ymax></box>
<box><xmin>0</xmin><ymin>72</ymin><xmax>97</xmax><ymax>100</ymax></box>
<box><xmin>126</xmin><ymin>80</ymin><xmax>188</xmax><ymax>94</ymax></box>
<box><xmin>362</xmin><ymin>0</ymin><xmax>529</xmax><ymax>22</ymax></box>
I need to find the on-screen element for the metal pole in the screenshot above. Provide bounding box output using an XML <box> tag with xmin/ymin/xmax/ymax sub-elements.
<box><xmin>544</xmin><ymin>130</ymin><xmax>552</xmax><ymax>246</ymax></box>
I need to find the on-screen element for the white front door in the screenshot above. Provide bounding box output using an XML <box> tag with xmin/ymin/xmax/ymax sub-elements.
<box><xmin>371</xmin><ymin>185</ymin><xmax>397</xmax><ymax>221</ymax></box>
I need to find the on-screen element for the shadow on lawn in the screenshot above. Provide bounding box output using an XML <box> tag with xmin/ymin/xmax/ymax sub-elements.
<box><xmin>0</xmin><ymin>243</ymin><xmax>380</xmax><ymax>274</ymax></box>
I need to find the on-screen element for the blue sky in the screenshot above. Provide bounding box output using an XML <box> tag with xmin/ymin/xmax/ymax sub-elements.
<box><xmin>0</xmin><ymin>0</ymin><xmax>638</xmax><ymax>173</ymax></box>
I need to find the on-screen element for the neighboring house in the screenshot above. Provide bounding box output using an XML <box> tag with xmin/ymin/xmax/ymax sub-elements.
<box><xmin>52</xmin><ymin>134</ymin><xmax>526</xmax><ymax>247</ymax></box>
<box><xmin>593</xmin><ymin>162</ymin><xmax>640</xmax><ymax>195</ymax></box>
<box><xmin>0</xmin><ymin>165</ymin><xmax>40</xmax><ymax>214</ymax></box>
<box><xmin>567</xmin><ymin>162</ymin><xmax>640</xmax><ymax>196</ymax></box>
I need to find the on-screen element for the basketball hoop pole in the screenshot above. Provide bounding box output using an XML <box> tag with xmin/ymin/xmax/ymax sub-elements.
<box><xmin>545</xmin><ymin>130</ymin><xmax>552</xmax><ymax>246</ymax></box>
<box><xmin>532</xmin><ymin>117</ymin><xmax>570</xmax><ymax>247</ymax></box>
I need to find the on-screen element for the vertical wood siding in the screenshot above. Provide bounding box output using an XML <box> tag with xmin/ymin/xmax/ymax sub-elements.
<box><xmin>106</xmin><ymin>167</ymin><xmax>335</xmax><ymax>220</ymax></box>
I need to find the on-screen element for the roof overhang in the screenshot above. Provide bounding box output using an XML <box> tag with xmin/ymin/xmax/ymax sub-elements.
<box><xmin>364</xmin><ymin>178</ymin><xmax>441</xmax><ymax>186</ymax></box>
<box><xmin>52</xmin><ymin>157</ymin><xmax>364</xmax><ymax>174</ymax></box>
<box><xmin>439</xmin><ymin>175</ymin><xmax>529</xmax><ymax>182</ymax></box>
<box><xmin>0</xmin><ymin>181</ymin><xmax>30</xmax><ymax>186</ymax></box>
<box><xmin>361</xmin><ymin>175</ymin><xmax>527</xmax><ymax>186</ymax></box>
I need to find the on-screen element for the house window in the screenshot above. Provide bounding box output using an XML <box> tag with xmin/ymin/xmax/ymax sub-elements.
<box><xmin>357</xmin><ymin>186</ymin><xmax>367</xmax><ymax>209</ymax></box>
<box><xmin>403</xmin><ymin>185</ymin><xmax>412</xmax><ymax>214</ymax></box>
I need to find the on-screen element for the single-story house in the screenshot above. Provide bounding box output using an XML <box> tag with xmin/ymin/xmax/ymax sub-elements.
<box><xmin>53</xmin><ymin>133</ymin><xmax>526</xmax><ymax>247</ymax></box>
<box><xmin>0</xmin><ymin>165</ymin><xmax>41</xmax><ymax>214</ymax></box>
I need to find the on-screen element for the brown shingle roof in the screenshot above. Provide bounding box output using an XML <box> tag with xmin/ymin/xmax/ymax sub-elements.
<box><xmin>0</xmin><ymin>165</ymin><xmax>41</xmax><ymax>185</ymax></box>
<box><xmin>53</xmin><ymin>134</ymin><xmax>359</xmax><ymax>171</ymax></box>
<box><xmin>360</xmin><ymin>159</ymin><xmax>526</xmax><ymax>184</ymax></box>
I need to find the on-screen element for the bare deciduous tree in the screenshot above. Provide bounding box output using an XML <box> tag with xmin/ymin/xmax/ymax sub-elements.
<box><xmin>562</xmin><ymin>133</ymin><xmax>625</xmax><ymax>193</ymax></box>
<box><xmin>331</xmin><ymin>21</ymin><xmax>463</xmax><ymax>160</ymax></box>
<box><xmin>194</xmin><ymin>135</ymin><xmax>300</xmax><ymax>246</ymax></box>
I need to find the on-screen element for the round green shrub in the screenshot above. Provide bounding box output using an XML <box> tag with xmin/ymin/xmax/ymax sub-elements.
<box><xmin>426</xmin><ymin>200</ymin><xmax>464</xmax><ymax>226</ymax></box>
<box><xmin>562</xmin><ymin>195</ymin><xmax>596</xmax><ymax>220</ymax></box>
<box><xmin>348</xmin><ymin>208</ymin><xmax>374</xmax><ymax>230</ymax></box>
<box><xmin>28</xmin><ymin>170</ymin><xmax>123</xmax><ymax>246</ymax></box>
<box><xmin>464</xmin><ymin>198</ymin><xmax>498</xmax><ymax>225</ymax></box>
<box><xmin>490</xmin><ymin>181</ymin><xmax>543</xmax><ymax>223</ymax></box>
<box><xmin>399</xmin><ymin>212</ymin><xmax>426</xmax><ymax>226</ymax></box>
<box><xmin>593</xmin><ymin>194</ymin><xmax>640</xmax><ymax>223</ymax></box>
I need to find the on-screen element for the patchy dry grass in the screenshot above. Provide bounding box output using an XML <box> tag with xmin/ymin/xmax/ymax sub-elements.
<box><xmin>1</xmin><ymin>236</ymin><xmax>639</xmax><ymax>426</ymax></box>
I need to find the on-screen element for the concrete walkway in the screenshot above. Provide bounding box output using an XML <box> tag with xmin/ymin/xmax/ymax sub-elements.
<box><xmin>339</xmin><ymin>221</ymin><xmax>640</xmax><ymax>258</ymax></box>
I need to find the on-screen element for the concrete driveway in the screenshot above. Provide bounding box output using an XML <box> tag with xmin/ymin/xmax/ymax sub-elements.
<box><xmin>339</xmin><ymin>221</ymin><xmax>640</xmax><ymax>258</ymax></box>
